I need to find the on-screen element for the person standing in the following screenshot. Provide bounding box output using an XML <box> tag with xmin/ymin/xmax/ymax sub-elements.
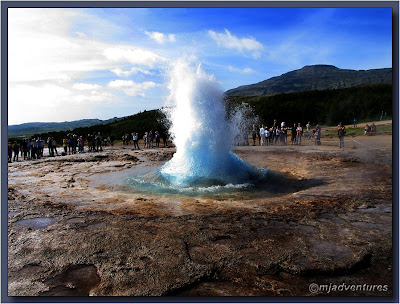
<box><xmin>338</xmin><ymin>122</ymin><xmax>346</xmax><ymax>148</ymax></box>
<box><xmin>51</xmin><ymin>137</ymin><xmax>59</xmax><ymax>156</ymax></box>
<box><xmin>155</xmin><ymin>131</ymin><xmax>160</xmax><ymax>148</ymax></box>
<box><xmin>275</xmin><ymin>127</ymin><xmax>280</xmax><ymax>145</ymax></box>
<box><xmin>36</xmin><ymin>138</ymin><xmax>43</xmax><ymax>158</ymax></box>
<box><xmin>26</xmin><ymin>139</ymin><xmax>32</xmax><ymax>160</ymax></box>
<box><xmin>80</xmin><ymin>136</ymin><xmax>85</xmax><ymax>152</ymax></box>
<box><xmin>291</xmin><ymin>124</ymin><xmax>296</xmax><ymax>145</ymax></box>
<box><xmin>281</xmin><ymin>122</ymin><xmax>287</xmax><ymax>145</ymax></box>
<box><xmin>13</xmin><ymin>141</ymin><xmax>19</xmax><ymax>161</ymax></box>
<box><xmin>162</xmin><ymin>132</ymin><xmax>168</xmax><ymax>147</ymax></box>
<box><xmin>8</xmin><ymin>142</ymin><xmax>13</xmax><ymax>163</ymax></box>
<box><xmin>296</xmin><ymin>123</ymin><xmax>303</xmax><ymax>145</ymax></box>
<box><xmin>68</xmin><ymin>134</ymin><xmax>73</xmax><ymax>155</ymax></box>
<box><xmin>96</xmin><ymin>132</ymin><xmax>103</xmax><ymax>152</ymax></box>
<box><xmin>149</xmin><ymin>130</ymin><xmax>154</xmax><ymax>148</ymax></box>
<box><xmin>143</xmin><ymin>132</ymin><xmax>148</xmax><ymax>149</ymax></box>
<box><xmin>63</xmin><ymin>137</ymin><xmax>68</xmax><ymax>155</ymax></box>
<box><xmin>22</xmin><ymin>139</ymin><xmax>28</xmax><ymax>160</ymax></box>
<box><xmin>265</xmin><ymin>127</ymin><xmax>270</xmax><ymax>146</ymax></box>
<box><xmin>72</xmin><ymin>134</ymin><xmax>77</xmax><ymax>154</ymax></box>
<box><xmin>31</xmin><ymin>139</ymin><xmax>38</xmax><ymax>159</ymax></box>
<box><xmin>271</xmin><ymin>120</ymin><xmax>278</xmax><ymax>145</ymax></box>
<box><xmin>314</xmin><ymin>124</ymin><xmax>321</xmax><ymax>145</ymax></box>
<box><xmin>353</xmin><ymin>118</ymin><xmax>357</xmax><ymax>128</ymax></box>
<box><xmin>371</xmin><ymin>123</ymin><xmax>376</xmax><ymax>135</ymax></box>
<box><xmin>47</xmin><ymin>137</ymin><xmax>53</xmax><ymax>157</ymax></box>
<box><xmin>133</xmin><ymin>133</ymin><xmax>140</xmax><ymax>150</ymax></box>
<box><xmin>251</xmin><ymin>125</ymin><xmax>257</xmax><ymax>146</ymax></box>
<box><xmin>364</xmin><ymin>124</ymin><xmax>370</xmax><ymax>135</ymax></box>
<box><xmin>259</xmin><ymin>125</ymin><xmax>266</xmax><ymax>146</ymax></box>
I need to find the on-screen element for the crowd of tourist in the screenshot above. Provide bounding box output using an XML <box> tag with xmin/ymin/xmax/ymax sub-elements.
<box><xmin>8</xmin><ymin>137</ymin><xmax>46</xmax><ymax>162</ymax></box>
<box><xmin>364</xmin><ymin>123</ymin><xmax>377</xmax><ymax>136</ymax></box>
<box><xmin>122</xmin><ymin>130</ymin><xmax>168</xmax><ymax>149</ymax></box>
<box><xmin>61</xmin><ymin>132</ymin><xmax>113</xmax><ymax>155</ymax></box>
<box><xmin>7</xmin><ymin>132</ymin><xmax>110</xmax><ymax>163</ymax></box>
<box><xmin>8</xmin><ymin>130</ymin><xmax>171</xmax><ymax>163</ymax></box>
<box><xmin>245</xmin><ymin>120</ymin><xmax>323</xmax><ymax>147</ymax></box>
<box><xmin>8</xmin><ymin>119</ymin><xmax>381</xmax><ymax>163</ymax></box>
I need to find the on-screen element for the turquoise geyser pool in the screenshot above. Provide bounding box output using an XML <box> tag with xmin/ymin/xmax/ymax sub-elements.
<box><xmin>156</xmin><ymin>60</ymin><xmax>267</xmax><ymax>191</ymax></box>
<box><xmin>99</xmin><ymin>60</ymin><xmax>271</xmax><ymax>199</ymax></box>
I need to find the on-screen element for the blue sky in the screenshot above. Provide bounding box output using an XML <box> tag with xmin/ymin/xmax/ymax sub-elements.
<box><xmin>8</xmin><ymin>7</ymin><xmax>392</xmax><ymax>125</ymax></box>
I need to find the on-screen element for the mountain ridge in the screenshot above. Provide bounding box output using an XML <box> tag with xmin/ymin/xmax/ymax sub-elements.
<box><xmin>225</xmin><ymin>65</ymin><xmax>392</xmax><ymax>96</ymax></box>
<box><xmin>8</xmin><ymin>65</ymin><xmax>392</xmax><ymax>138</ymax></box>
<box><xmin>8</xmin><ymin>117</ymin><xmax>122</xmax><ymax>138</ymax></box>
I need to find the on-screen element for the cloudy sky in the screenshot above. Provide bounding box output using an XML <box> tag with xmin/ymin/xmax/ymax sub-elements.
<box><xmin>8</xmin><ymin>7</ymin><xmax>392</xmax><ymax>125</ymax></box>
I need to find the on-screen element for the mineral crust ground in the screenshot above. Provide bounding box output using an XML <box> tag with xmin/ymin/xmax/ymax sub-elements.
<box><xmin>7</xmin><ymin>134</ymin><xmax>393</xmax><ymax>296</ymax></box>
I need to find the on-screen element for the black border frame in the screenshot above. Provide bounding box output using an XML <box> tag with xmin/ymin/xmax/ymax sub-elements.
<box><xmin>1</xmin><ymin>1</ymin><xmax>399</xmax><ymax>303</ymax></box>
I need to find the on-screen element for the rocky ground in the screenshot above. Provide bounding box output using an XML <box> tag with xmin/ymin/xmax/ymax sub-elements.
<box><xmin>7</xmin><ymin>134</ymin><xmax>393</xmax><ymax>297</ymax></box>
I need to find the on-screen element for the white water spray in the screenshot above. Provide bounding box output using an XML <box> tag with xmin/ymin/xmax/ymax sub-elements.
<box><xmin>160</xmin><ymin>60</ymin><xmax>264</xmax><ymax>187</ymax></box>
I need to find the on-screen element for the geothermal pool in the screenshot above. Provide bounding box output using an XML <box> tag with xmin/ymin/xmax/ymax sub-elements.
<box><xmin>124</xmin><ymin>60</ymin><xmax>267</xmax><ymax>195</ymax></box>
<box><xmin>90</xmin><ymin>160</ymin><xmax>292</xmax><ymax>200</ymax></box>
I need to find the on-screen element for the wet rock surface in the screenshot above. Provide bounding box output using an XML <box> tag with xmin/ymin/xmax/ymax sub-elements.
<box><xmin>8</xmin><ymin>138</ymin><xmax>393</xmax><ymax>297</ymax></box>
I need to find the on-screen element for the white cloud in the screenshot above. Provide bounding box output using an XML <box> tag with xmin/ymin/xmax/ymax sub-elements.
<box><xmin>209</xmin><ymin>29</ymin><xmax>264</xmax><ymax>58</ymax></box>
<box><xmin>103</xmin><ymin>47</ymin><xmax>166</xmax><ymax>67</ymax></box>
<box><xmin>8</xmin><ymin>9</ymin><xmax>166</xmax><ymax>83</ymax></box>
<box><xmin>228</xmin><ymin>65</ymin><xmax>256</xmax><ymax>74</ymax></box>
<box><xmin>110</xmin><ymin>67</ymin><xmax>152</xmax><ymax>77</ymax></box>
<box><xmin>242</xmin><ymin>67</ymin><xmax>256</xmax><ymax>74</ymax></box>
<box><xmin>108</xmin><ymin>80</ymin><xmax>157</xmax><ymax>96</ymax></box>
<box><xmin>9</xmin><ymin>82</ymin><xmax>115</xmax><ymax>124</ymax></box>
<box><xmin>8</xmin><ymin>8</ymin><xmax>166</xmax><ymax>124</ymax></box>
<box><xmin>145</xmin><ymin>31</ymin><xmax>176</xmax><ymax>44</ymax></box>
<box><xmin>75</xmin><ymin>32</ymin><xmax>87</xmax><ymax>39</ymax></box>
<box><xmin>72</xmin><ymin>83</ymin><xmax>102</xmax><ymax>90</ymax></box>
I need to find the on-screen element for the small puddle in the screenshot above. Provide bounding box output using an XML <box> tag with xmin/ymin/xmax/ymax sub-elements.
<box><xmin>66</xmin><ymin>217</ymin><xmax>85</xmax><ymax>224</ymax></box>
<box><xmin>15</xmin><ymin>217</ymin><xmax>56</xmax><ymax>229</ymax></box>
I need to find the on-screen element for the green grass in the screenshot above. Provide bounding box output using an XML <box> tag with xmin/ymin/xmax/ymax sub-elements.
<box><xmin>322</xmin><ymin>123</ymin><xmax>392</xmax><ymax>137</ymax></box>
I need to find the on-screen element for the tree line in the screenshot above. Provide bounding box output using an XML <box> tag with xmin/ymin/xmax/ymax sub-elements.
<box><xmin>9</xmin><ymin>84</ymin><xmax>392</xmax><ymax>144</ymax></box>
<box><xmin>225</xmin><ymin>83</ymin><xmax>392</xmax><ymax>126</ymax></box>
<box><xmin>9</xmin><ymin>110</ymin><xmax>168</xmax><ymax>145</ymax></box>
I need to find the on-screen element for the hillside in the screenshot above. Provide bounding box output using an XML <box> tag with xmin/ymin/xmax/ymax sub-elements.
<box><xmin>8</xmin><ymin>65</ymin><xmax>392</xmax><ymax>141</ymax></box>
<box><xmin>8</xmin><ymin>109</ymin><xmax>168</xmax><ymax>145</ymax></box>
<box><xmin>8</xmin><ymin>117</ymin><xmax>122</xmax><ymax>138</ymax></box>
<box><xmin>225</xmin><ymin>83</ymin><xmax>392</xmax><ymax>126</ymax></box>
<box><xmin>225</xmin><ymin>65</ymin><xmax>392</xmax><ymax>96</ymax></box>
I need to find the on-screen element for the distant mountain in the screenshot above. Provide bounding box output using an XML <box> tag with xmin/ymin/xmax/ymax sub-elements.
<box><xmin>225</xmin><ymin>65</ymin><xmax>392</xmax><ymax>96</ymax></box>
<box><xmin>8</xmin><ymin>109</ymin><xmax>168</xmax><ymax>145</ymax></box>
<box><xmin>8</xmin><ymin>117</ymin><xmax>122</xmax><ymax>138</ymax></box>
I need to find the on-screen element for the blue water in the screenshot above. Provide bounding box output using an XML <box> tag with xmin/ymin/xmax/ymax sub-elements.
<box><xmin>125</xmin><ymin>164</ymin><xmax>268</xmax><ymax>198</ymax></box>
<box><xmin>158</xmin><ymin>60</ymin><xmax>264</xmax><ymax>190</ymax></box>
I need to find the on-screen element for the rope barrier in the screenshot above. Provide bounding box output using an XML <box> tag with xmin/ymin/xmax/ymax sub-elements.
<box><xmin>350</xmin><ymin>138</ymin><xmax>391</xmax><ymax>151</ymax></box>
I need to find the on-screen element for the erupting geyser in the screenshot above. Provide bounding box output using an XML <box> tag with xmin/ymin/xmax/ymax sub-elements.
<box><xmin>159</xmin><ymin>60</ymin><xmax>265</xmax><ymax>188</ymax></box>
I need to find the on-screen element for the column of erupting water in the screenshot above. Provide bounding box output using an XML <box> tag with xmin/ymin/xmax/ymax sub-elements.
<box><xmin>160</xmin><ymin>60</ymin><xmax>264</xmax><ymax>187</ymax></box>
